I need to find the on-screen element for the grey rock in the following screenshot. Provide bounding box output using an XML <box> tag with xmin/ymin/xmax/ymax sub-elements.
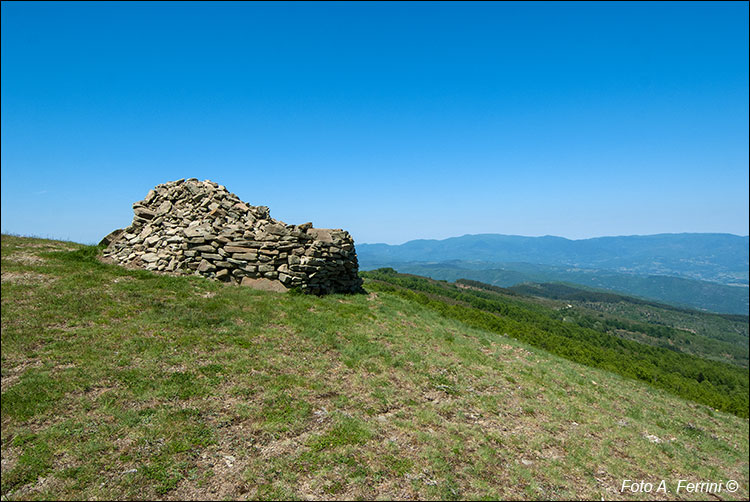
<box><xmin>184</xmin><ymin>226</ymin><xmax>208</xmax><ymax>238</ymax></box>
<box><xmin>99</xmin><ymin>228</ymin><xmax>124</xmax><ymax>247</ymax></box>
<box><xmin>133</xmin><ymin>206</ymin><xmax>156</xmax><ymax>219</ymax></box>
<box><xmin>224</xmin><ymin>245</ymin><xmax>255</xmax><ymax>254</ymax></box>
<box><xmin>141</xmin><ymin>252</ymin><xmax>159</xmax><ymax>263</ymax></box>
<box><xmin>241</xmin><ymin>277</ymin><xmax>288</xmax><ymax>292</ymax></box>
<box><xmin>144</xmin><ymin>235</ymin><xmax>160</xmax><ymax>247</ymax></box>
<box><xmin>197</xmin><ymin>259</ymin><xmax>216</xmax><ymax>272</ymax></box>
<box><xmin>156</xmin><ymin>200</ymin><xmax>173</xmax><ymax>215</ymax></box>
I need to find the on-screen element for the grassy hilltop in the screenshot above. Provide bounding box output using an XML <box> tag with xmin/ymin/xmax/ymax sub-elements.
<box><xmin>1</xmin><ymin>235</ymin><xmax>748</xmax><ymax>500</ymax></box>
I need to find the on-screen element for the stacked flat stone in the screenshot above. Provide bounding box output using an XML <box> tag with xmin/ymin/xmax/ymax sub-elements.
<box><xmin>101</xmin><ymin>179</ymin><xmax>363</xmax><ymax>294</ymax></box>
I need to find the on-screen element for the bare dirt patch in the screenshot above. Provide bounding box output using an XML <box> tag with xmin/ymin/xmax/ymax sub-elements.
<box><xmin>1</xmin><ymin>359</ymin><xmax>43</xmax><ymax>392</ymax></box>
<box><xmin>18</xmin><ymin>241</ymin><xmax>78</xmax><ymax>251</ymax></box>
<box><xmin>44</xmin><ymin>321</ymin><xmax>95</xmax><ymax>333</ymax></box>
<box><xmin>1</xmin><ymin>374</ymin><xmax>22</xmax><ymax>393</ymax></box>
<box><xmin>1</xmin><ymin>445</ymin><xmax>21</xmax><ymax>475</ymax></box>
<box><xmin>164</xmin><ymin>419</ymin><xmax>263</xmax><ymax>501</ymax></box>
<box><xmin>1</xmin><ymin>271</ymin><xmax>54</xmax><ymax>285</ymax></box>
<box><xmin>3</xmin><ymin>251</ymin><xmax>47</xmax><ymax>266</ymax></box>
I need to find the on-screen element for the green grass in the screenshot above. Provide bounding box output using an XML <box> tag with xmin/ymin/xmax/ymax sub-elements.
<box><xmin>2</xmin><ymin>235</ymin><xmax>748</xmax><ymax>500</ymax></box>
<box><xmin>362</xmin><ymin>269</ymin><xmax>749</xmax><ymax>417</ymax></box>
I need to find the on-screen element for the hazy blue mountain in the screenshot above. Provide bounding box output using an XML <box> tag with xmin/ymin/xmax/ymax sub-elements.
<box><xmin>358</xmin><ymin>233</ymin><xmax>749</xmax><ymax>285</ymax></box>
<box><xmin>361</xmin><ymin>260</ymin><xmax>749</xmax><ymax>315</ymax></box>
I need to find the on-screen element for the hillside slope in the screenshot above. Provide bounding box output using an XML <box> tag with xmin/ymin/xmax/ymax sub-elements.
<box><xmin>1</xmin><ymin>235</ymin><xmax>748</xmax><ymax>500</ymax></box>
<box><xmin>361</xmin><ymin>270</ymin><xmax>748</xmax><ymax>416</ymax></box>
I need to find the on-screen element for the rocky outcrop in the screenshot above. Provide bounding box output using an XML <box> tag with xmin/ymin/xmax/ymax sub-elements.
<box><xmin>101</xmin><ymin>179</ymin><xmax>363</xmax><ymax>294</ymax></box>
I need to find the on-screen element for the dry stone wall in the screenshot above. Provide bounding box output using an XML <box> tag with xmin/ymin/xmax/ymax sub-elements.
<box><xmin>101</xmin><ymin>179</ymin><xmax>363</xmax><ymax>294</ymax></box>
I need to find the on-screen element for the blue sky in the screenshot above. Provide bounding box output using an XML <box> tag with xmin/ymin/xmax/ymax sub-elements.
<box><xmin>2</xmin><ymin>1</ymin><xmax>748</xmax><ymax>245</ymax></box>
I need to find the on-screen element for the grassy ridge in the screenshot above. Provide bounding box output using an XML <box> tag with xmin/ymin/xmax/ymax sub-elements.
<box><xmin>362</xmin><ymin>269</ymin><xmax>749</xmax><ymax>418</ymax></box>
<box><xmin>2</xmin><ymin>236</ymin><xmax>749</xmax><ymax>500</ymax></box>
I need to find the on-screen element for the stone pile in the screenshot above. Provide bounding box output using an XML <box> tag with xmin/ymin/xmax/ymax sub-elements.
<box><xmin>101</xmin><ymin>179</ymin><xmax>363</xmax><ymax>294</ymax></box>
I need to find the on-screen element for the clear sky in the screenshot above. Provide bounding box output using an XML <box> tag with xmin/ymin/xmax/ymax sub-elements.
<box><xmin>2</xmin><ymin>1</ymin><xmax>748</xmax><ymax>245</ymax></box>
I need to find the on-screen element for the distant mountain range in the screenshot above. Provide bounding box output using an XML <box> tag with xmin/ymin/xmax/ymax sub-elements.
<box><xmin>359</xmin><ymin>233</ymin><xmax>749</xmax><ymax>285</ymax></box>
<box><xmin>357</xmin><ymin>233</ymin><xmax>749</xmax><ymax>314</ymax></box>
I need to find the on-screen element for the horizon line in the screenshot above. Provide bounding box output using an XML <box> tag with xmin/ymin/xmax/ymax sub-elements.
<box><xmin>360</xmin><ymin>231</ymin><xmax>750</xmax><ymax>246</ymax></box>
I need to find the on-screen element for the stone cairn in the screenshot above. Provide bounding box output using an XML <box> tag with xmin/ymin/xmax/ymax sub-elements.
<box><xmin>101</xmin><ymin>179</ymin><xmax>363</xmax><ymax>294</ymax></box>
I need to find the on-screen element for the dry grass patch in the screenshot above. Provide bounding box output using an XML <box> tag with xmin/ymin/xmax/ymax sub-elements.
<box><xmin>0</xmin><ymin>271</ymin><xmax>54</xmax><ymax>285</ymax></box>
